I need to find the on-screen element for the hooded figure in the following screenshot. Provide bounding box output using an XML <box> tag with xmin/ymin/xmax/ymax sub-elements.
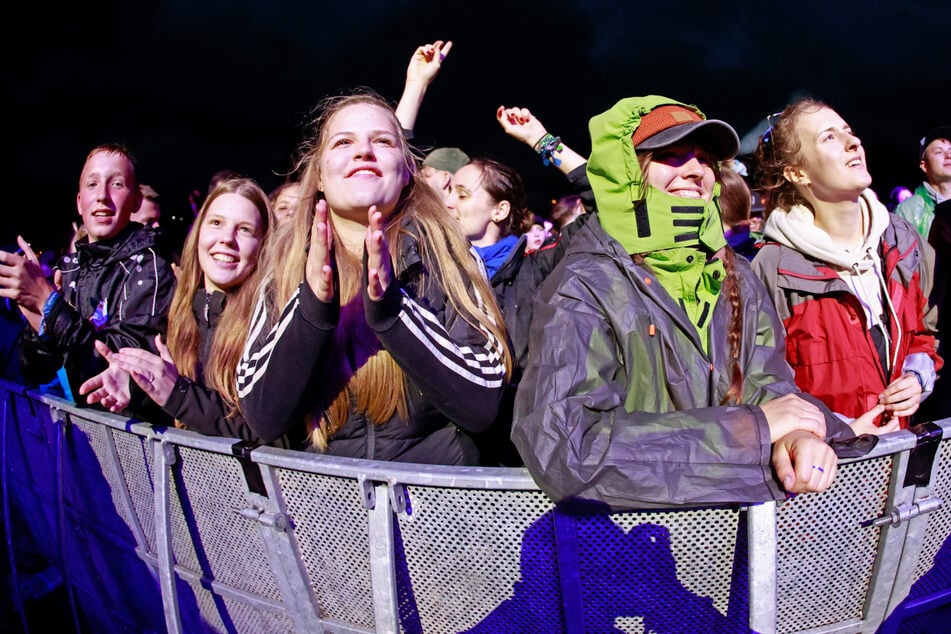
<box><xmin>511</xmin><ymin>96</ymin><xmax>864</xmax><ymax>510</ymax></box>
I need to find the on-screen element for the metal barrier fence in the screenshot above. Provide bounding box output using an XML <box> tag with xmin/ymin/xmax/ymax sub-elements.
<box><xmin>1</xmin><ymin>378</ymin><xmax>949</xmax><ymax>633</ymax></box>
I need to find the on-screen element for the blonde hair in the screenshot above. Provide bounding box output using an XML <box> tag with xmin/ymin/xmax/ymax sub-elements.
<box><xmin>255</xmin><ymin>88</ymin><xmax>511</xmax><ymax>450</ymax></box>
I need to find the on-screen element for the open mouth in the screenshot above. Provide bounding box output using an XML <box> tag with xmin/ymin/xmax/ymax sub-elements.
<box><xmin>348</xmin><ymin>167</ymin><xmax>382</xmax><ymax>177</ymax></box>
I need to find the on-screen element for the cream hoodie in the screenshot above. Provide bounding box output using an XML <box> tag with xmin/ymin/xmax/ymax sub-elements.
<box><xmin>764</xmin><ymin>189</ymin><xmax>899</xmax><ymax>369</ymax></box>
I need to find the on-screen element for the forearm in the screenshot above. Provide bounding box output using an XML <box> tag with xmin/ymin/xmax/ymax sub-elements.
<box><xmin>365</xmin><ymin>280</ymin><xmax>507</xmax><ymax>432</ymax></box>
<box><xmin>513</xmin><ymin>392</ymin><xmax>780</xmax><ymax>508</ymax></box>
<box><xmin>237</xmin><ymin>283</ymin><xmax>337</xmax><ymax>442</ymax></box>
<box><xmin>394</xmin><ymin>79</ymin><xmax>429</xmax><ymax>136</ymax></box>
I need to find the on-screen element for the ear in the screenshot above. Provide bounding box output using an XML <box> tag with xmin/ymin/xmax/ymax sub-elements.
<box><xmin>783</xmin><ymin>165</ymin><xmax>809</xmax><ymax>186</ymax></box>
<box><xmin>76</xmin><ymin>193</ymin><xmax>83</xmax><ymax>217</ymax></box>
<box><xmin>920</xmin><ymin>159</ymin><xmax>928</xmax><ymax>176</ymax></box>
<box><xmin>492</xmin><ymin>200</ymin><xmax>511</xmax><ymax>223</ymax></box>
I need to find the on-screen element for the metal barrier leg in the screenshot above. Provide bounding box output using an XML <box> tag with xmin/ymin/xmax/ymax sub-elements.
<box><xmin>153</xmin><ymin>438</ymin><xmax>182</xmax><ymax>634</ymax></box>
<box><xmin>747</xmin><ymin>501</ymin><xmax>777</xmax><ymax>634</ymax></box>
<box><xmin>2</xmin><ymin>392</ymin><xmax>31</xmax><ymax>634</ymax></box>
<box><xmin>50</xmin><ymin>409</ymin><xmax>82</xmax><ymax>634</ymax></box>
<box><xmin>367</xmin><ymin>479</ymin><xmax>398</xmax><ymax>633</ymax></box>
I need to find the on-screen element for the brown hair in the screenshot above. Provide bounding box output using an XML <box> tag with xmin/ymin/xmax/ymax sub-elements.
<box><xmin>256</xmin><ymin>88</ymin><xmax>511</xmax><ymax>450</ymax></box>
<box><xmin>754</xmin><ymin>98</ymin><xmax>827</xmax><ymax>215</ymax></box>
<box><xmin>168</xmin><ymin>178</ymin><xmax>273</xmax><ymax>419</ymax></box>
<box><xmin>84</xmin><ymin>143</ymin><xmax>139</xmax><ymax>182</ymax></box>
<box><xmin>463</xmin><ymin>157</ymin><xmax>534</xmax><ymax>237</ymax></box>
<box><xmin>718</xmin><ymin>246</ymin><xmax>744</xmax><ymax>405</ymax></box>
<box><xmin>718</xmin><ymin>167</ymin><xmax>752</xmax><ymax>229</ymax></box>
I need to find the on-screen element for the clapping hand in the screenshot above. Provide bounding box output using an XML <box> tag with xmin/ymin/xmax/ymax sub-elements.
<box><xmin>365</xmin><ymin>206</ymin><xmax>391</xmax><ymax>301</ymax></box>
<box><xmin>306</xmin><ymin>199</ymin><xmax>335</xmax><ymax>302</ymax></box>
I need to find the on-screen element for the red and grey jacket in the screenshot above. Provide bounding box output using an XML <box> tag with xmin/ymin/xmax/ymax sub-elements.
<box><xmin>751</xmin><ymin>215</ymin><xmax>940</xmax><ymax>428</ymax></box>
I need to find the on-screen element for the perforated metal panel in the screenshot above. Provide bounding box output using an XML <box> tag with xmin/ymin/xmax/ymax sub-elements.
<box><xmin>776</xmin><ymin>454</ymin><xmax>892</xmax><ymax>632</ymax></box>
<box><xmin>166</xmin><ymin>445</ymin><xmax>284</xmax><ymax>603</ymax></box>
<box><xmin>175</xmin><ymin>573</ymin><xmax>296</xmax><ymax>633</ymax></box>
<box><xmin>909</xmin><ymin>437</ymin><xmax>951</xmax><ymax>598</ymax></box>
<box><xmin>610</xmin><ymin>508</ymin><xmax>745</xmax><ymax>633</ymax></box>
<box><xmin>64</xmin><ymin>417</ymin><xmax>135</xmax><ymax>526</ymax></box>
<box><xmin>395</xmin><ymin>486</ymin><xmax>554</xmax><ymax>632</ymax></box>
<box><xmin>111</xmin><ymin>426</ymin><xmax>159</xmax><ymax>553</ymax></box>
<box><xmin>275</xmin><ymin>466</ymin><xmax>376</xmax><ymax>630</ymax></box>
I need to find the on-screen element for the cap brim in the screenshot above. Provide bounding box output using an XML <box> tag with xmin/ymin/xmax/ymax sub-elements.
<box><xmin>636</xmin><ymin>119</ymin><xmax>740</xmax><ymax>161</ymax></box>
<box><xmin>922</xmin><ymin>126</ymin><xmax>951</xmax><ymax>157</ymax></box>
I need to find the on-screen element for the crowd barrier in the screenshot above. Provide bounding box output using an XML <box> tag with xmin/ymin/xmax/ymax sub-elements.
<box><xmin>1</xmin><ymin>378</ymin><xmax>949</xmax><ymax>633</ymax></box>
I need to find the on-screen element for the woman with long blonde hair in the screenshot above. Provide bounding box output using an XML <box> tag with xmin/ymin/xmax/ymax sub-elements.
<box><xmin>235</xmin><ymin>89</ymin><xmax>510</xmax><ymax>464</ymax></box>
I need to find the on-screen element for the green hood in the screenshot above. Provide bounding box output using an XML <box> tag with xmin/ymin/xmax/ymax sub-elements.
<box><xmin>586</xmin><ymin>95</ymin><xmax>726</xmax><ymax>256</ymax></box>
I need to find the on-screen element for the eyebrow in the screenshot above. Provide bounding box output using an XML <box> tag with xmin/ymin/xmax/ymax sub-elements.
<box><xmin>83</xmin><ymin>170</ymin><xmax>127</xmax><ymax>182</ymax></box>
<box><xmin>818</xmin><ymin>123</ymin><xmax>852</xmax><ymax>135</ymax></box>
<box><xmin>330</xmin><ymin>128</ymin><xmax>398</xmax><ymax>138</ymax></box>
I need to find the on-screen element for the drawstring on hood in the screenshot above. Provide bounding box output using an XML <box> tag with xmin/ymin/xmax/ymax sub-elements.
<box><xmin>763</xmin><ymin>188</ymin><xmax>901</xmax><ymax>370</ymax></box>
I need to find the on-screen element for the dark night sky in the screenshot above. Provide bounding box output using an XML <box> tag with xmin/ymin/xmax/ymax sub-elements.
<box><xmin>4</xmin><ymin>0</ymin><xmax>949</xmax><ymax>252</ymax></box>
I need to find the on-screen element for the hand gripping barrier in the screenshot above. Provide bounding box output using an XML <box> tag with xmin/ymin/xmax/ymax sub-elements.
<box><xmin>1</xmin><ymin>378</ymin><xmax>949</xmax><ymax>633</ymax></box>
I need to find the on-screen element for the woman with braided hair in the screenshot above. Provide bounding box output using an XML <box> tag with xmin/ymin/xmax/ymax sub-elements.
<box><xmin>512</xmin><ymin>95</ymin><xmax>881</xmax><ymax>510</ymax></box>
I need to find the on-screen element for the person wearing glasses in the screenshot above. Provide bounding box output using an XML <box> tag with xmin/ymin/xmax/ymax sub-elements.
<box><xmin>751</xmin><ymin>98</ymin><xmax>940</xmax><ymax>432</ymax></box>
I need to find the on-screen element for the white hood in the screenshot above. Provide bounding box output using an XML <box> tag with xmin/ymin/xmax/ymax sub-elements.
<box><xmin>763</xmin><ymin>188</ymin><xmax>890</xmax><ymax>270</ymax></box>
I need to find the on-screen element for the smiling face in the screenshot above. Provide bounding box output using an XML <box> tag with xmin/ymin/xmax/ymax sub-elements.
<box><xmin>644</xmin><ymin>141</ymin><xmax>717</xmax><ymax>203</ymax></box>
<box><xmin>446</xmin><ymin>163</ymin><xmax>509</xmax><ymax>246</ymax></box>
<box><xmin>197</xmin><ymin>192</ymin><xmax>266</xmax><ymax>293</ymax></box>
<box><xmin>784</xmin><ymin>106</ymin><xmax>871</xmax><ymax>203</ymax></box>
<box><xmin>76</xmin><ymin>150</ymin><xmax>140</xmax><ymax>242</ymax></box>
<box><xmin>316</xmin><ymin>102</ymin><xmax>411</xmax><ymax>224</ymax></box>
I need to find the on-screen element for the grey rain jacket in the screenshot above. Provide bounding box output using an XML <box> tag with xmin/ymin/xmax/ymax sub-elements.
<box><xmin>511</xmin><ymin>214</ymin><xmax>860</xmax><ymax>509</ymax></box>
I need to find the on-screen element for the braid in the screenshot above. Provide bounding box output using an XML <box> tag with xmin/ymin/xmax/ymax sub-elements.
<box><xmin>720</xmin><ymin>246</ymin><xmax>745</xmax><ymax>405</ymax></box>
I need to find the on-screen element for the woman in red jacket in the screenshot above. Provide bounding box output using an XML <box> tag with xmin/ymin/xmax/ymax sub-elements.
<box><xmin>751</xmin><ymin>98</ymin><xmax>940</xmax><ymax>430</ymax></box>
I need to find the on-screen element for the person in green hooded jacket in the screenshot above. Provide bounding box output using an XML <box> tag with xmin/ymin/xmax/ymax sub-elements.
<box><xmin>512</xmin><ymin>96</ymin><xmax>883</xmax><ymax>510</ymax></box>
